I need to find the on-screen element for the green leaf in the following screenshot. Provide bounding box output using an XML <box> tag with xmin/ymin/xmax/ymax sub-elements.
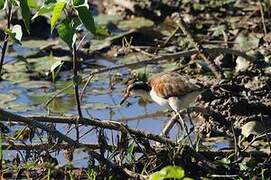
<box><xmin>95</xmin><ymin>25</ymin><xmax>109</xmax><ymax>36</ymax></box>
<box><xmin>149</xmin><ymin>166</ymin><xmax>185</xmax><ymax>180</ymax></box>
<box><xmin>183</xmin><ymin>177</ymin><xmax>194</xmax><ymax>180</ymax></box>
<box><xmin>159</xmin><ymin>166</ymin><xmax>185</xmax><ymax>178</ymax></box>
<box><xmin>32</xmin><ymin>0</ymin><xmax>56</xmax><ymax>19</ymax></box>
<box><xmin>50</xmin><ymin>59</ymin><xmax>64</xmax><ymax>83</ymax></box>
<box><xmin>24</xmin><ymin>161</ymin><xmax>39</xmax><ymax>170</ymax></box>
<box><xmin>149</xmin><ymin>172</ymin><xmax>163</xmax><ymax>180</ymax></box>
<box><xmin>217</xmin><ymin>157</ymin><xmax>231</xmax><ymax>165</ymax></box>
<box><xmin>45</xmin><ymin>0</ymin><xmax>57</xmax><ymax>4</ymax></box>
<box><xmin>0</xmin><ymin>0</ymin><xmax>5</xmax><ymax>9</ymax></box>
<box><xmin>50</xmin><ymin>0</ymin><xmax>66</xmax><ymax>32</ymax></box>
<box><xmin>75</xmin><ymin>6</ymin><xmax>96</xmax><ymax>34</ymax></box>
<box><xmin>19</xmin><ymin>0</ymin><xmax>31</xmax><ymax>32</ymax></box>
<box><xmin>50</xmin><ymin>60</ymin><xmax>63</xmax><ymax>73</ymax></box>
<box><xmin>57</xmin><ymin>19</ymin><xmax>76</xmax><ymax>48</ymax></box>
<box><xmin>127</xmin><ymin>141</ymin><xmax>136</xmax><ymax>155</ymax></box>
<box><xmin>32</xmin><ymin>5</ymin><xmax>54</xmax><ymax>19</ymax></box>
<box><xmin>73</xmin><ymin>0</ymin><xmax>84</xmax><ymax>6</ymax></box>
<box><xmin>71</xmin><ymin>17</ymin><xmax>81</xmax><ymax>29</ymax></box>
<box><xmin>27</xmin><ymin>0</ymin><xmax>38</xmax><ymax>8</ymax></box>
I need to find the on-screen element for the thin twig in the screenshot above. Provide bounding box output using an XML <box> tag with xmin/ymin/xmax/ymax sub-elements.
<box><xmin>258</xmin><ymin>1</ymin><xmax>267</xmax><ymax>35</ymax></box>
<box><xmin>80</xmin><ymin>74</ymin><xmax>94</xmax><ymax>100</ymax></box>
<box><xmin>161</xmin><ymin>111</ymin><xmax>180</xmax><ymax>137</ymax></box>
<box><xmin>72</xmin><ymin>43</ymin><xmax>83</xmax><ymax>118</ymax></box>
<box><xmin>231</xmin><ymin>122</ymin><xmax>238</xmax><ymax>161</ymax></box>
<box><xmin>162</xmin><ymin>26</ymin><xmax>179</xmax><ymax>47</ymax></box>
<box><xmin>241</xmin><ymin>132</ymin><xmax>271</xmax><ymax>152</ymax></box>
<box><xmin>123</xmin><ymin>168</ymin><xmax>147</xmax><ymax>180</ymax></box>
<box><xmin>72</xmin><ymin>43</ymin><xmax>82</xmax><ymax>142</ymax></box>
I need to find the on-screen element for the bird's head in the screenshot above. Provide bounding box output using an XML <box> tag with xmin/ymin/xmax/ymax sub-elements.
<box><xmin>120</xmin><ymin>81</ymin><xmax>151</xmax><ymax>105</ymax></box>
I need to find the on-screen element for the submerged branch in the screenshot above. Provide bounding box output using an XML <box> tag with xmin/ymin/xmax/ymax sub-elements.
<box><xmin>30</xmin><ymin>116</ymin><xmax>176</xmax><ymax>145</ymax></box>
<box><xmin>0</xmin><ymin>109</ymin><xmax>175</xmax><ymax>145</ymax></box>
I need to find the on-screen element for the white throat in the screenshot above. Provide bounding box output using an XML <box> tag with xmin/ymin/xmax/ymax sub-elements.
<box><xmin>131</xmin><ymin>89</ymin><xmax>152</xmax><ymax>101</ymax></box>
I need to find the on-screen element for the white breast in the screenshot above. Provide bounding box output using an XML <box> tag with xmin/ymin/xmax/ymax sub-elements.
<box><xmin>150</xmin><ymin>89</ymin><xmax>168</xmax><ymax>106</ymax></box>
<box><xmin>150</xmin><ymin>89</ymin><xmax>203</xmax><ymax>112</ymax></box>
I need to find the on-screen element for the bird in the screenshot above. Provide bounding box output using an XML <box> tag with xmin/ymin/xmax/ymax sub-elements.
<box><xmin>120</xmin><ymin>71</ymin><xmax>204</xmax><ymax>146</ymax></box>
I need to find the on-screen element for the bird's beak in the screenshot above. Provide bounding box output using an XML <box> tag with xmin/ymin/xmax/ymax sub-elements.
<box><xmin>120</xmin><ymin>92</ymin><xmax>130</xmax><ymax>105</ymax></box>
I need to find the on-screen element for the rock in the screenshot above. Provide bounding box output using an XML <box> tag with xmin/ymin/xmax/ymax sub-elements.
<box><xmin>235</xmin><ymin>56</ymin><xmax>250</xmax><ymax>72</ymax></box>
<box><xmin>241</xmin><ymin>121</ymin><xmax>264</xmax><ymax>138</ymax></box>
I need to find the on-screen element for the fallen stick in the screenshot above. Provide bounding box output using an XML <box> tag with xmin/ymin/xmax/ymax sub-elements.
<box><xmin>1</xmin><ymin>109</ymin><xmax>175</xmax><ymax>145</ymax></box>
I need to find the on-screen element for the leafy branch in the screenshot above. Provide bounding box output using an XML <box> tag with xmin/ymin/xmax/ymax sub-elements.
<box><xmin>33</xmin><ymin>0</ymin><xmax>97</xmax><ymax>141</ymax></box>
<box><xmin>0</xmin><ymin>0</ymin><xmax>31</xmax><ymax>79</ymax></box>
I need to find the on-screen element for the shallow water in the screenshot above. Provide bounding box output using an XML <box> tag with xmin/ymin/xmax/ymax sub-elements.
<box><xmin>0</xmin><ymin>40</ymin><xmax>232</xmax><ymax>167</ymax></box>
<box><xmin>1</xmin><ymin>78</ymin><xmax>170</xmax><ymax>167</ymax></box>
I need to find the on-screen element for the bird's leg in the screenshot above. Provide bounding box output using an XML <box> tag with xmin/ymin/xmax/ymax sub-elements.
<box><xmin>176</xmin><ymin>110</ymin><xmax>194</xmax><ymax>148</ymax></box>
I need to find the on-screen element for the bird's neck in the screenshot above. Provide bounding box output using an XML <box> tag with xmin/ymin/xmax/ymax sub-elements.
<box><xmin>141</xmin><ymin>91</ymin><xmax>153</xmax><ymax>102</ymax></box>
<box><xmin>132</xmin><ymin>85</ymin><xmax>152</xmax><ymax>102</ymax></box>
